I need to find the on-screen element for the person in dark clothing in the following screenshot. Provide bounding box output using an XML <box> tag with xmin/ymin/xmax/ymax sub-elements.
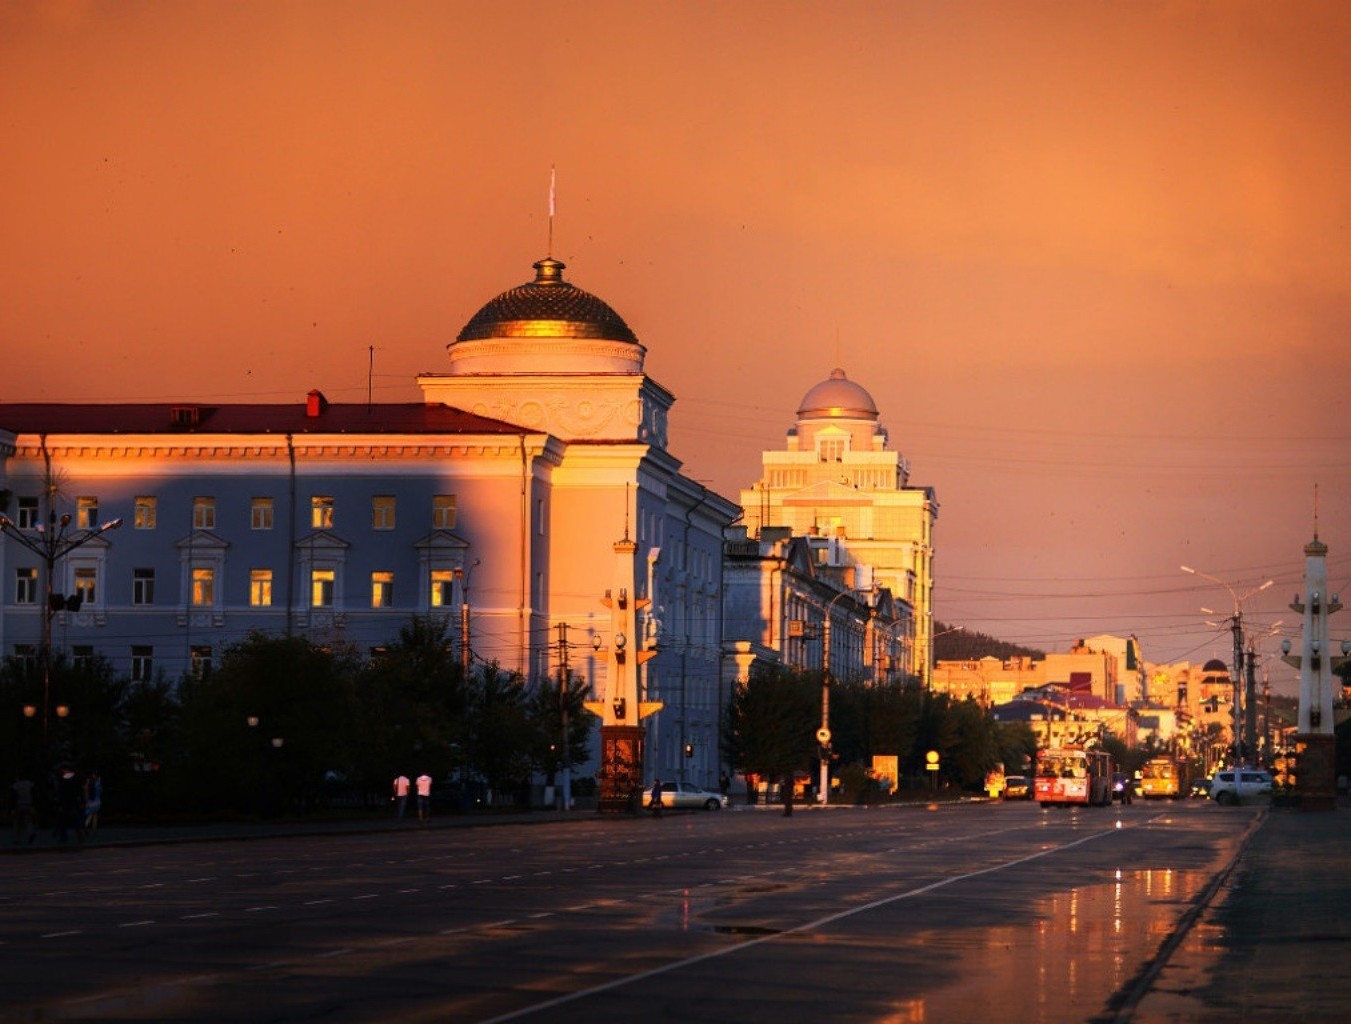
<box><xmin>650</xmin><ymin>778</ymin><xmax>663</xmax><ymax>818</ymax></box>
<box><xmin>782</xmin><ymin>774</ymin><xmax>794</xmax><ymax>817</ymax></box>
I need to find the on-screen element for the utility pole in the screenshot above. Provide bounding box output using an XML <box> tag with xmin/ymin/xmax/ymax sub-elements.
<box><xmin>557</xmin><ymin>621</ymin><xmax>570</xmax><ymax>811</ymax></box>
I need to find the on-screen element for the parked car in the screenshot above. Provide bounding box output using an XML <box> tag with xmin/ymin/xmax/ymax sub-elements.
<box><xmin>644</xmin><ymin>781</ymin><xmax>729</xmax><ymax>811</ymax></box>
<box><xmin>1111</xmin><ymin>772</ymin><xmax>1135</xmax><ymax>804</ymax></box>
<box><xmin>1003</xmin><ymin>775</ymin><xmax>1031</xmax><ymax>800</ymax></box>
<box><xmin>1208</xmin><ymin>769</ymin><xmax>1274</xmax><ymax>805</ymax></box>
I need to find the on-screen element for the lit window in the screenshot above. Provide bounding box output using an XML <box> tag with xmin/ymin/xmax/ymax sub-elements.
<box><xmin>193</xmin><ymin>497</ymin><xmax>216</xmax><ymax>530</ymax></box>
<box><xmin>251</xmin><ymin>497</ymin><xmax>274</xmax><ymax>530</ymax></box>
<box><xmin>190</xmin><ymin>645</ymin><xmax>213</xmax><ymax>678</ymax></box>
<box><xmin>17</xmin><ymin>497</ymin><xmax>39</xmax><ymax>529</ymax></box>
<box><xmin>430</xmin><ymin>569</ymin><xmax>454</xmax><ymax>608</ymax></box>
<box><xmin>250</xmin><ymin>569</ymin><xmax>273</xmax><ymax>607</ymax></box>
<box><xmin>131</xmin><ymin>645</ymin><xmax>154</xmax><ymax>682</ymax></box>
<box><xmin>76</xmin><ymin>496</ymin><xmax>99</xmax><ymax>529</ymax></box>
<box><xmin>372</xmin><ymin>496</ymin><xmax>396</xmax><ymax>530</ymax></box>
<box><xmin>311</xmin><ymin>568</ymin><xmax>335</xmax><ymax>608</ymax></box>
<box><xmin>133</xmin><ymin>568</ymin><xmax>155</xmax><ymax>606</ymax></box>
<box><xmin>818</xmin><ymin>438</ymin><xmax>846</xmax><ymax>462</ymax></box>
<box><xmin>311</xmin><ymin>496</ymin><xmax>334</xmax><ymax>529</ymax></box>
<box><xmin>74</xmin><ymin>566</ymin><xmax>97</xmax><ymax>606</ymax></box>
<box><xmin>134</xmin><ymin>496</ymin><xmax>157</xmax><ymax>529</ymax></box>
<box><xmin>191</xmin><ymin>567</ymin><xmax>215</xmax><ymax>607</ymax></box>
<box><xmin>432</xmin><ymin>494</ymin><xmax>456</xmax><ymax>529</ymax></box>
<box><xmin>371</xmin><ymin>570</ymin><xmax>394</xmax><ymax>608</ymax></box>
<box><xmin>15</xmin><ymin>567</ymin><xmax>37</xmax><ymax>605</ymax></box>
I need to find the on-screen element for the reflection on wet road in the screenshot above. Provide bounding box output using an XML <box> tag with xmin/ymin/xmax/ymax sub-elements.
<box><xmin>1</xmin><ymin>801</ymin><xmax>1253</xmax><ymax>1023</ymax></box>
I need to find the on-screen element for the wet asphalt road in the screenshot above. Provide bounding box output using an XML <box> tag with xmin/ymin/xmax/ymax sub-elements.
<box><xmin>0</xmin><ymin>799</ymin><xmax>1251</xmax><ymax>1023</ymax></box>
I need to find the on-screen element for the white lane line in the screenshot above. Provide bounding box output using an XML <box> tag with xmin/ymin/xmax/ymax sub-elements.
<box><xmin>245</xmin><ymin>906</ymin><xmax>277</xmax><ymax>913</ymax></box>
<box><xmin>477</xmin><ymin>825</ymin><xmax>1123</xmax><ymax>1024</ymax></box>
<box><xmin>181</xmin><ymin>912</ymin><xmax>219</xmax><ymax>920</ymax></box>
<box><xmin>119</xmin><ymin>920</ymin><xmax>155</xmax><ymax>928</ymax></box>
<box><xmin>352</xmin><ymin>894</ymin><xmax>379</xmax><ymax>901</ymax></box>
<box><xmin>317</xmin><ymin>948</ymin><xmax>353</xmax><ymax>958</ymax></box>
<box><xmin>42</xmin><ymin>930</ymin><xmax>82</xmax><ymax>939</ymax></box>
<box><xmin>187</xmin><ymin>877</ymin><xmax>215</xmax><ymax>883</ymax></box>
<box><xmin>303</xmin><ymin>899</ymin><xmax>334</xmax><ymax>906</ymax></box>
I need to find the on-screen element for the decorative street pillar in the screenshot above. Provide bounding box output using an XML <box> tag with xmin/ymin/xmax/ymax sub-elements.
<box><xmin>585</xmin><ymin>534</ymin><xmax>662</xmax><ymax>814</ymax></box>
<box><xmin>1281</xmin><ymin>532</ymin><xmax>1349</xmax><ymax>811</ymax></box>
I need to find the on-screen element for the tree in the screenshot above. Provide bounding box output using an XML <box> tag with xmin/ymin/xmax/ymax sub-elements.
<box><xmin>353</xmin><ymin>615</ymin><xmax>468</xmax><ymax>799</ymax></box>
<box><xmin>464</xmin><ymin>661</ymin><xmax>532</xmax><ymax>804</ymax></box>
<box><xmin>722</xmin><ymin>665</ymin><xmax>818</xmax><ymax>799</ymax></box>
<box><xmin>179</xmin><ymin>632</ymin><xmax>360</xmax><ymax>816</ymax></box>
<box><xmin>523</xmin><ymin>671</ymin><xmax>595</xmax><ymax>785</ymax></box>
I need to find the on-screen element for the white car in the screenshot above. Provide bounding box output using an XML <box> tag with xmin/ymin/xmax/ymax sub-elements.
<box><xmin>1208</xmin><ymin>769</ymin><xmax>1274</xmax><ymax>805</ymax></box>
<box><xmin>645</xmin><ymin>781</ymin><xmax>729</xmax><ymax>811</ymax></box>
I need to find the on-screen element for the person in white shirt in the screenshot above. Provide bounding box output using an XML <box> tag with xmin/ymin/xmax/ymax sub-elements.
<box><xmin>415</xmin><ymin>773</ymin><xmax>433</xmax><ymax>823</ymax></box>
<box><xmin>392</xmin><ymin>774</ymin><xmax>410</xmax><ymax>820</ymax></box>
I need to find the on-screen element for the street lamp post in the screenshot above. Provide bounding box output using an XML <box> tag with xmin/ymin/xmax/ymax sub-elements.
<box><xmin>0</xmin><ymin>510</ymin><xmax>122</xmax><ymax>751</ymax></box>
<box><xmin>1180</xmin><ymin>566</ymin><xmax>1273</xmax><ymax>767</ymax></box>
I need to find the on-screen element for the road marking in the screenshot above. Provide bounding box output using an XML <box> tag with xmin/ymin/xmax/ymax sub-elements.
<box><xmin>181</xmin><ymin>912</ymin><xmax>219</xmax><ymax>920</ymax></box>
<box><xmin>352</xmin><ymin>894</ymin><xmax>379</xmax><ymax>901</ymax></box>
<box><xmin>42</xmin><ymin>930</ymin><xmax>82</xmax><ymax>939</ymax></box>
<box><xmin>187</xmin><ymin>877</ymin><xmax>215</xmax><ymax>883</ymax></box>
<box><xmin>317</xmin><ymin>948</ymin><xmax>353</xmax><ymax>958</ymax></box>
<box><xmin>477</xmin><ymin>825</ymin><xmax>1125</xmax><ymax>1023</ymax></box>
<box><xmin>245</xmin><ymin>906</ymin><xmax>277</xmax><ymax>913</ymax></box>
<box><xmin>303</xmin><ymin>899</ymin><xmax>334</xmax><ymax>906</ymax></box>
<box><xmin>119</xmin><ymin>920</ymin><xmax>155</xmax><ymax>928</ymax></box>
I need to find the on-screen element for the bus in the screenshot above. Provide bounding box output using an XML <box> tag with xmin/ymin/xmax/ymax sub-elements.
<box><xmin>1034</xmin><ymin>748</ymin><xmax>1114</xmax><ymax>808</ymax></box>
<box><xmin>1138</xmin><ymin>756</ymin><xmax>1190</xmax><ymax>800</ymax></box>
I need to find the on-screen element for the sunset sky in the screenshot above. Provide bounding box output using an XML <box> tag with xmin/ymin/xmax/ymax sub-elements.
<box><xmin>3</xmin><ymin>1</ymin><xmax>1349</xmax><ymax>689</ymax></box>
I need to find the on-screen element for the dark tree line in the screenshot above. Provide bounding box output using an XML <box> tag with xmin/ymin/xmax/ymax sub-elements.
<box><xmin>2</xmin><ymin>616</ymin><xmax>594</xmax><ymax>821</ymax></box>
<box><xmin>721</xmin><ymin>664</ymin><xmax>1038</xmax><ymax>801</ymax></box>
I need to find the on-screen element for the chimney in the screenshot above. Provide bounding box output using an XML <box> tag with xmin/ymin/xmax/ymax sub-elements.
<box><xmin>306</xmin><ymin>390</ymin><xmax>328</xmax><ymax>418</ymax></box>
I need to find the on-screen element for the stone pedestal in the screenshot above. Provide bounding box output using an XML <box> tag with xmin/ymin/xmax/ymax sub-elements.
<box><xmin>1295</xmin><ymin>732</ymin><xmax>1337</xmax><ymax>812</ymax></box>
<box><xmin>597</xmin><ymin>725</ymin><xmax>645</xmax><ymax>815</ymax></box>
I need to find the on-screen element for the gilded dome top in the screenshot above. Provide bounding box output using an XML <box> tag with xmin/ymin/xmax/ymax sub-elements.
<box><xmin>456</xmin><ymin>258</ymin><xmax>639</xmax><ymax>344</ymax></box>
<box><xmin>797</xmin><ymin>368</ymin><xmax>878</xmax><ymax>420</ymax></box>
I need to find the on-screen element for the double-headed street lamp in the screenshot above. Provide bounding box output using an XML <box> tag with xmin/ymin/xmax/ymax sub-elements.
<box><xmin>0</xmin><ymin>509</ymin><xmax>122</xmax><ymax>750</ymax></box>
<box><xmin>1180</xmin><ymin>565</ymin><xmax>1273</xmax><ymax>767</ymax></box>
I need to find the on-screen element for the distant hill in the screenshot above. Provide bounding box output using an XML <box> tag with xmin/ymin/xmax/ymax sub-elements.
<box><xmin>935</xmin><ymin>620</ymin><xmax>1045</xmax><ymax>663</ymax></box>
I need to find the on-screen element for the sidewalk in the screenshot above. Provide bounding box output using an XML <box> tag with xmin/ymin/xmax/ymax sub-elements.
<box><xmin>1128</xmin><ymin>798</ymin><xmax>1351</xmax><ymax>1023</ymax></box>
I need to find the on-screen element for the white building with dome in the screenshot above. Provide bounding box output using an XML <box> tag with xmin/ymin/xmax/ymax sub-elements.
<box><xmin>0</xmin><ymin>256</ymin><xmax>738</xmax><ymax>795</ymax></box>
<box><xmin>736</xmin><ymin>368</ymin><xmax>938</xmax><ymax>682</ymax></box>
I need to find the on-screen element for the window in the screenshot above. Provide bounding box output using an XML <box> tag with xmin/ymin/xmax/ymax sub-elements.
<box><xmin>311</xmin><ymin>496</ymin><xmax>334</xmax><ymax>529</ymax></box>
<box><xmin>74</xmin><ymin>566</ymin><xmax>97</xmax><ymax>606</ymax></box>
<box><xmin>817</xmin><ymin>437</ymin><xmax>847</xmax><ymax>462</ymax></box>
<box><xmin>251</xmin><ymin>497</ymin><xmax>274</xmax><ymax>530</ymax></box>
<box><xmin>17</xmin><ymin>497</ymin><xmax>39</xmax><ymax>529</ymax></box>
<box><xmin>191</xmin><ymin>567</ymin><xmax>216</xmax><ymax>607</ymax></box>
<box><xmin>14</xmin><ymin>644</ymin><xmax>38</xmax><ymax>672</ymax></box>
<box><xmin>72</xmin><ymin>646</ymin><xmax>94</xmax><ymax>670</ymax></box>
<box><xmin>134</xmin><ymin>496</ymin><xmax>157</xmax><ymax>529</ymax></box>
<box><xmin>250</xmin><ymin>569</ymin><xmax>273</xmax><ymax>607</ymax></box>
<box><xmin>15</xmin><ymin>567</ymin><xmax>37</xmax><ymax>605</ymax></box>
<box><xmin>133</xmin><ymin>568</ymin><xmax>155</xmax><ymax>606</ymax></box>
<box><xmin>311</xmin><ymin>568</ymin><xmax>335</xmax><ymax>608</ymax></box>
<box><xmin>430</xmin><ymin>569</ymin><xmax>455</xmax><ymax>608</ymax></box>
<box><xmin>190</xmin><ymin>645</ymin><xmax>213</xmax><ymax>678</ymax></box>
<box><xmin>76</xmin><ymin>496</ymin><xmax>99</xmax><ymax>529</ymax></box>
<box><xmin>432</xmin><ymin>494</ymin><xmax>457</xmax><ymax>529</ymax></box>
<box><xmin>372</xmin><ymin>496</ymin><xmax>396</xmax><ymax>531</ymax></box>
<box><xmin>131</xmin><ymin>645</ymin><xmax>154</xmax><ymax>682</ymax></box>
<box><xmin>371</xmin><ymin>571</ymin><xmax>394</xmax><ymax>608</ymax></box>
<box><xmin>193</xmin><ymin>497</ymin><xmax>216</xmax><ymax>530</ymax></box>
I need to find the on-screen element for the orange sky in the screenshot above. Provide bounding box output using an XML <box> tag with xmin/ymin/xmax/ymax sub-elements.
<box><xmin>3</xmin><ymin>1</ymin><xmax>1349</xmax><ymax>686</ymax></box>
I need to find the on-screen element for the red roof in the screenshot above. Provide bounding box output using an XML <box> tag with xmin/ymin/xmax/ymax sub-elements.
<box><xmin>0</xmin><ymin>401</ymin><xmax>529</xmax><ymax>437</ymax></box>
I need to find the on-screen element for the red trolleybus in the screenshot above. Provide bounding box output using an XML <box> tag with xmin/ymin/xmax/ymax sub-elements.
<box><xmin>1034</xmin><ymin>748</ymin><xmax>1114</xmax><ymax>808</ymax></box>
<box><xmin>1138</xmin><ymin>756</ymin><xmax>1190</xmax><ymax>800</ymax></box>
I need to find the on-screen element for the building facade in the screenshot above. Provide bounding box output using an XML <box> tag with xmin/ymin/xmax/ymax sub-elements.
<box><xmin>0</xmin><ymin>256</ymin><xmax>739</xmax><ymax>790</ymax></box>
<box><xmin>736</xmin><ymin>368</ymin><xmax>937</xmax><ymax>682</ymax></box>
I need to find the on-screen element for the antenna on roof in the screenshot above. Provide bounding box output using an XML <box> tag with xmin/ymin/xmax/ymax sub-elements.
<box><xmin>1314</xmin><ymin>481</ymin><xmax>1320</xmax><ymax>540</ymax></box>
<box><xmin>367</xmin><ymin>345</ymin><xmax>374</xmax><ymax>413</ymax></box>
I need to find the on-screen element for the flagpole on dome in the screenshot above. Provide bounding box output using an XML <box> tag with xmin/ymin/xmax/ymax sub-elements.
<box><xmin>547</xmin><ymin>165</ymin><xmax>556</xmax><ymax>257</ymax></box>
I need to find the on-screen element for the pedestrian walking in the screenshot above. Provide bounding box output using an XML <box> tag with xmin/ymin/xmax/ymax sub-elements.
<box><xmin>392</xmin><ymin>774</ymin><xmax>410</xmax><ymax>820</ymax></box>
<box><xmin>781</xmin><ymin>774</ymin><xmax>794</xmax><ymax>817</ymax></box>
<box><xmin>54</xmin><ymin>766</ymin><xmax>84</xmax><ymax>843</ymax></box>
<box><xmin>650</xmin><ymin>778</ymin><xmax>663</xmax><ymax>818</ymax></box>
<box><xmin>83</xmin><ymin>770</ymin><xmax>103</xmax><ymax>835</ymax></box>
<box><xmin>719</xmin><ymin>770</ymin><xmax>730</xmax><ymax>796</ymax></box>
<box><xmin>415</xmin><ymin>773</ymin><xmax>432</xmax><ymax>824</ymax></box>
<box><xmin>11</xmin><ymin>775</ymin><xmax>35</xmax><ymax>846</ymax></box>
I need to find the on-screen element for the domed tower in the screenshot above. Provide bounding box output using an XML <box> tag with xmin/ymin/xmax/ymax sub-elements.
<box><xmin>737</xmin><ymin>366</ymin><xmax>938</xmax><ymax>684</ymax></box>
<box><xmin>419</xmin><ymin>258</ymin><xmax>669</xmax><ymax>446</ymax></box>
